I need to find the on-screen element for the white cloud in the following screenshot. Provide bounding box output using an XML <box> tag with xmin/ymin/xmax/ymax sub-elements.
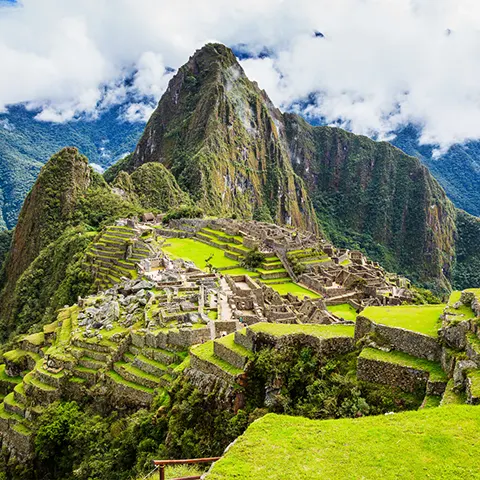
<box><xmin>1</xmin><ymin>0</ymin><xmax>480</xmax><ymax>147</ymax></box>
<box><xmin>122</xmin><ymin>102</ymin><xmax>156</xmax><ymax>123</ymax></box>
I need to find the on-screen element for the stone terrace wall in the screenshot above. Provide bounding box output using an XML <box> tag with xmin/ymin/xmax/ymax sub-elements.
<box><xmin>355</xmin><ymin>316</ymin><xmax>441</xmax><ymax>362</ymax></box>
<box><xmin>357</xmin><ymin>356</ymin><xmax>430</xmax><ymax>393</ymax></box>
<box><xmin>246</xmin><ymin>329</ymin><xmax>355</xmax><ymax>358</ymax></box>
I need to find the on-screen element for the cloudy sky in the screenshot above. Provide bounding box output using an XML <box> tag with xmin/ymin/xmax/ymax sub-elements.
<box><xmin>0</xmin><ymin>0</ymin><xmax>479</xmax><ymax>149</ymax></box>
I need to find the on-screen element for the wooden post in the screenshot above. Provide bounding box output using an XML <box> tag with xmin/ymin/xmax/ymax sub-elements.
<box><xmin>159</xmin><ymin>465</ymin><xmax>165</xmax><ymax>480</ymax></box>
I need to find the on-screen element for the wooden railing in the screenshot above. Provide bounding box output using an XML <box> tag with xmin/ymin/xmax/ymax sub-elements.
<box><xmin>152</xmin><ymin>457</ymin><xmax>222</xmax><ymax>480</ymax></box>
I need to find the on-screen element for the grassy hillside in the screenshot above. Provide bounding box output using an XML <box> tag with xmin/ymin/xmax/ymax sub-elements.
<box><xmin>207</xmin><ymin>406</ymin><xmax>480</xmax><ymax>479</ymax></box>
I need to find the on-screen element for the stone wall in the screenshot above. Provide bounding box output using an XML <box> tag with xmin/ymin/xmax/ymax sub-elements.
<box><xmin>189</xmin><ymin>351</ymin><xmax>237</xmax><ymax>383</ymax></box>
<box><xmin>246</xmin><ymin>329</ymin><xmax>355</xmax><ymax>358</ymax></box>
<box><xmin>213</xmin><ymin>342</ymin><xmax>249</xmax><ymax>370</ymax></box>
<box><xmin>355</xmin><ymin>316</ymin><xmax>441</xmax><ymax>362</ymax></box>
<box><xmin>357</xmin><ymin>356</ymin><xmax>430</xmax><ymax>393</ymax></box>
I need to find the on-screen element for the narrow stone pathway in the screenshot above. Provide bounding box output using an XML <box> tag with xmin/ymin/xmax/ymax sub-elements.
<box><xmin>219</xmin><ymin>277</ymin><xmax>233</xmax><ymax>321</ymax></box>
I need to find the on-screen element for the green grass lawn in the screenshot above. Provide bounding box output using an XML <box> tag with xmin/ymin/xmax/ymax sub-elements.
<box><xmin>267</xmin><ymin>282</ymin><xmax>321</xmax><ymax>299</ymax></box>
<box><xmin>160</xmin><ymin>238</ymin><xmax>239</xmax><ymax>270</ymax></box>
<box><xmin>190</xmin><ymin>341</ymin><xmax>243</xmax><ymax>375</ymax></box>
<box><xmin>361</xmin><ymin>304</ymin><xmax>444</xmax><ymax>337</ymax></box>
<box><xmin>207</xmin><ymin>406</ymin><xmax>480</xmax><ymax>479</ymax></box>
<box><xmin>327</xmin><ymin>303</ymin><xmax>358</xmax><ymax>321</ymax></box>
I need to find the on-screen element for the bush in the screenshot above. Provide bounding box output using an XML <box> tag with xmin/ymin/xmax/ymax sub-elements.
<box><xmin>241</xmin><ymin>248</ymin><xmax>266</xmax><ymax>269</ymax></box>
<box><xmin>163</xmin><ymin>205</ymin><xmax>203</xmax><ymax>223</ymax></box>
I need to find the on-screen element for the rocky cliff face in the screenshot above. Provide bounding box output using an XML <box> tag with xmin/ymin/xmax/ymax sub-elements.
<box><xmin>283</xmin><ymin>115</ymin><xmax>457</xmax><ymax>288</ymax></box>
<box><xmin>111</xmin><ymin>43</ymin><xmax>317</xmax><ymax>231</ymax></box>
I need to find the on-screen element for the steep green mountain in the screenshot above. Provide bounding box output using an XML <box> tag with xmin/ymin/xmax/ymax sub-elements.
<box><xmin>106</xmin><ymin>43</ymin><xmax>476</xmax><ymax>290</ymax></box>
<box><xmin>112</xmin><ymin>162</ymin><xmax>192</xmax><ymax>211</ymax></box>
<box><xmin>0</xmin><ymin>105</ymin><xmax>144</xmax><ymax>230</ymax></box>
<box><xmin>284</xmin><ymin>116</ymin><xmax>457</xmax><ymax>289</ymax></box>
<box><xmin>453</xmin><ymin>210</ymin><xmax>480</xmax><ymax>289</ymax></box>
<box><xmin>0</xmin><ymin>147</ymin><xmax>139</xmax><ymax>338</ymax></box>
<box><xmin>106</xmin><ymin>44</ymin><xmax>317</xmax><ymax>231</ymax></box>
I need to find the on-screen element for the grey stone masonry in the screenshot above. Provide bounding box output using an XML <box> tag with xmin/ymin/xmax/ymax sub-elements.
<box><xmin>213</xmin><ymin>341</ymin><xmax>250</xmax><ymax>370</ymax></box>
<box><xmin>355</xmin><ymin>316</ymin><xmax>441</xmax><ymax>362</ymax></box>
<box><xmin>358</xmin><ymin>356</ymin><xmax>430</xmax><ymax>393</ymax></box>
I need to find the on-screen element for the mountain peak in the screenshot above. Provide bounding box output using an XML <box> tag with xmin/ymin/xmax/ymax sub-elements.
<box><xmin>189</xmin><ymin>43</ymin><xmax>238</xmax><ymax>66</ymax></box>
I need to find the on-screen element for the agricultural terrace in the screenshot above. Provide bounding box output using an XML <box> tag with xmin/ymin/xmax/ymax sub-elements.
<box><xmin>207</xmin><ymin>406</ymin><xmax>480</xmax><ymax>480</ymax></box>
<box><xmin>361</xmin><ymin>304</ymin><xmax>445</xmax><ymax>337</ymax></box>
<box><xmin>327</xmin><ymin>303</ymin><xmax>358</xmax><ymax>321</ymax></box>
<box><xmin>159</xmin><ymin>236</ymin><xmax>320</xmax><ymax>299</ymax></box>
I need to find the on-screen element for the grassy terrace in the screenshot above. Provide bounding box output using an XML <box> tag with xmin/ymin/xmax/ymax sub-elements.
<box><xmin>361</xmin><ymin>304</ymin><xmax>444</xmax><ymax>337</ymax></box>
<box><xmin>190</xmin><ymin>341</ymin><xmax>243</xmax><ymax>375</ymax></box>
<box><xmin>249</xmin><ymin>323</ymin><xmax>354</xmax><ymax>339</ymax></box>
<box><xmin>327</xmin><ymin>303</ymin><xmax>357</xmax><ymax>321</ymax></box>
<box><xmin>267</xmin><ymin>282</ymin><xmax>321</xmax><ymax>299</ymax></box>
<box><xmin>0</xmin><ymin>365</ymin><xmax>21</xmax><ymax>384</ymax></box>
<box><xmin>215</xmin><ymin>334</ymin><xmax>253</xmax><ymax>359</ymax></box>
<box><xmin>106</xmin><ymin>370</ymin><xmax>155</xmax><ymax>394</ymax></box>
<box><xmin>160</xmin><ymin>237</ymin><xmax>239</xmax><ymax>270</ymax></box>
<box><xmin>441</xmin><ymin>379</ymin><xmax>466</xmax><ymax>405</ymax></box>
<box><xmin>446</xmin><ymin>291</ymin><xmax>476</xmax><ymax>320</ymax></box>
<box><xmin>359</xmin><ymin>348</ymin><xmax>447</xmax><ymax>382</ymax></box>
<box><xmin>207</xmin><ymin>407</ymin><xmax>480</xmax><ymax>479</ymax></box>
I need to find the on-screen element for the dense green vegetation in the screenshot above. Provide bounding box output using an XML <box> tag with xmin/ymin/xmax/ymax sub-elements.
<box><xmin>0</xmin><ymin>226</ymin><xmax>95</xmax><ymax>339</ymax></box>
<box><xmin>453</xmin><ymin>210</ymin><xmax>480</xmax><ymax>289</ymax></box>
<box><xmin>125</xmin><ymin>162</ymin><xmax>191</xmax><ymax>212</ymax></box>
<box><xmin>208</xmin><ymin>406</ymin><xmax>480</xmax><ymax>479</ymax></box>
<box><xmin>0</xmin><ymin>229</ymin><xmax>12</xmax><ymax>268</ymax></box>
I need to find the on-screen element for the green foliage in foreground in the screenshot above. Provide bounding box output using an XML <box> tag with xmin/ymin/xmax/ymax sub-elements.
<box><xmin>361</xmin><ymin>304</ymin><xmax>444</xmax><ymax>337</ymax></box>
<box><xmin>208</xmin><ymin>406</ymin><xmax>480</xmax><ymax>480</ymax></box>
<box><xmin>246</xmin><ymin>345</ymin><xmax>421</xmax><ymax>419</ymax></box>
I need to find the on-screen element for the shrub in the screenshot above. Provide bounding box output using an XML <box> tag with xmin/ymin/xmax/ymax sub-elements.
<box><xmin>163</xmin><ymin>205</ymin><xmax>203</xmax><ymax>223</ymax></box>
<box><xmin>242</xmin><ymin>248</ymin><xmax>266</xmax><ymax>269</ymax></box>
